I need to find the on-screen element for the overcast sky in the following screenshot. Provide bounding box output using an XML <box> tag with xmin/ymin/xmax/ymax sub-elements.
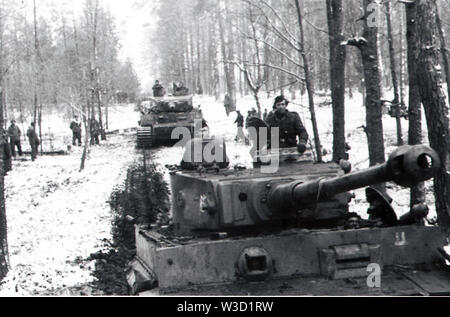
<box><xmin>105</xmin><ymin>0</ymin><xmax>156</xmax><ymax>90</ymax></box>
<box><xmin>18</xmin><ymin>0</ymin><xmax>156</xmax><ymax>90</ymax></box>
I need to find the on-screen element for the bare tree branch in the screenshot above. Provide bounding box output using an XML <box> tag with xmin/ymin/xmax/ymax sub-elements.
<box><xmin>302</xmin><ymin>15</ymin><xmax>331</xmax><ymax>37</ymax></box>
<box><xmin>259</xmin><ymin>0</ymin><xmax>299</xmax><ymax>45</ymax></box>
<box><xmin>240</xmin><ymin>30</ymin><xmax>304</xmax><ymax>69</ymax></box>
<box><xmin>227</xmin><ymin>60</ymin><xmax>257</xmax><ymax>91</ymax></box>
<box><xmin>242</xmin><ymin>0</ymin><xmax>301</xmax><ymax>52</ymax></box>
<box><xmin>0</xmin><ymin>58</ymin><xmax>18</xmax><ymax>78</ymax></box>
<box><xmin>247</xmin><ymin>62</ymin><xmax>305</xmax><ymax>82</ymax></box>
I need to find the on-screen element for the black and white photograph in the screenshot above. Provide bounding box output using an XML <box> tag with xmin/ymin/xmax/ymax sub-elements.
<box><xmin>0</xmin><ymin>0</ymin><xmax>450</xmax><ymax>300</ymax></box>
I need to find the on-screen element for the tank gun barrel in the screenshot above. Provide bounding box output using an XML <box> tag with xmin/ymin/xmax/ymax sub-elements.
<box><xmin>267</xmin><ymin>145</ymin><xmax>440</xmax><ymax>211</ymax></box>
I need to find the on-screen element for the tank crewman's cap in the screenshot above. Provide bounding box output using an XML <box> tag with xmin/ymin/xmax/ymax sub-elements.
<box><xmin>273</xmin><ymin>95</ymin><xmax>289</xmax><ymax>109</ymax></box>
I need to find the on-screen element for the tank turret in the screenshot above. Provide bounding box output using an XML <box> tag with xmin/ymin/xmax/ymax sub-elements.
<box><xmin>170</xmin><ymin>144</ymin><xmax>440</xmax><ymax>235</ymax></box>
<box><xmin>129</xmin><ymin>143</ymin><xmax>448</xmax><ymax>293</ymax></box>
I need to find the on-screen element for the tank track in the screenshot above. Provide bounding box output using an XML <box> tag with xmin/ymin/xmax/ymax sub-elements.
<box><xmin>136</xmin><ymin>126</ymin><xmax>153</xmax><ymax>149</ymax></box>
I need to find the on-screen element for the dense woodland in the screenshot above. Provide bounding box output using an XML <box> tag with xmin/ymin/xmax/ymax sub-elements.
<box><xmin>149</xmin><ymin>0</ymin><xmax>450</xmax><ymax>105</ymax></box>
<box><xmin>0</xmin><ymin>0</ymin><xmax>141</xmax><ymax>129</ymax></box>
<box><xmin>148</xmin><ymin>0</ymin><xmax>450</xmax><ymax>229</ymax></box>
<box><xmin>1</xmin><ymin>0</ymin><xmax>450</xmax><ymax>281</ymax></box>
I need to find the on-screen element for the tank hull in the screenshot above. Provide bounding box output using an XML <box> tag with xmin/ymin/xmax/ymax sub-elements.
<box><xmin>152</xmin><ymin>123</ymin><xmax>194</xmax><ymax>142</ymax></box>
<box><xmin>127</xmin><ymin>225</ymin><xmax>448</xmax><ymax>294</ymax></box>
<box><xmin>136</xmin><ymin>124</ymin><xmax>195</xmax><ymax>148</ymax></box>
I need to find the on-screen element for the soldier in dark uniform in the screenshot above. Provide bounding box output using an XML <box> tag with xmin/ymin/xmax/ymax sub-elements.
<box><xmin>26</xmin><ymin>123</ymin><xmax>39</xmax><ymax>161</ymax></box>
<box><xmin>245</xmin><ymin>110</ymin><xmax>252</xmax><ymax>128</ymax></box>
<box><xmin>263</xmin><ymin>109</ymin><xmax>268</xmax><ymax>121</ymax></box>
<box><xmin>7</xmin><ymin>120</ymin><xmax>22</xmax><ymax>157</ymax></box>
<box><xmin>2</xmin><ymin>130</ymin><xmax>12</xmax><ymax>174</ymax></box>
<box><xmin>234</xmin><ymin>111</ymin><xmax>245</xmax><ymax>142</ymax></box>
<box><xmin>224</xmin><ymin>93</ymin><xmax>231</xmax><ymax>117</ymax></box>
<box><xmin>90</xmin><ymin>118</ymin><xmax>100</xmax><ymax>145</ymax></box>
<box><xmin>152</xmin><ymin>80</ymin><xmax>165</xmax><ymax>97</ymax></box>
<box><xmin>70</xmin><ymin>116</ymin><xmax>82</xmax><ymax>146</ymax></box>
<box><xmin>265</xmin><ymin>95</ymin><xmax>309</xmax><ymax>153</ymax></box>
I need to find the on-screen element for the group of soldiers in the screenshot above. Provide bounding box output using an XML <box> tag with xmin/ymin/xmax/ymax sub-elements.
<box><xmin>234</xmin><ymin>108</ymin><xmax>261</xmax><ymax>142</ymax></box>
<box><xmin>1</xmin><ymin>114</ymin><xmax>102</xmax><ymax>168</ymax></box>
<box><xmin>233</xmin><ymin>95</ymin><xmax>309</xmax><ymax>155</ymax></box>
<box><xmin>152</xmin><ymin>80</ymin><xmax>190</xmax><ymax>97</ymax></box>
<box><xmin>69</xmin><ymin>116</ymin><xmax>102</xmax><ymax>147</ymax></box>
<box><xmin>3</xmin><ymin>120</ymin><xmax>40</xmax><ymax>165</ymax></box>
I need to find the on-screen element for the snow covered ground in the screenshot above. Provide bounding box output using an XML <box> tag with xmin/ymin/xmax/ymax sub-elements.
<box><xmin>0</xmin><ymin>92</ymin><xmax>439</xmax><ymax>296</ymax></box>
<box><xmin>0</xmin><ymin>106</ymin><xmax>139</xmax><ymax>296</ymax></box>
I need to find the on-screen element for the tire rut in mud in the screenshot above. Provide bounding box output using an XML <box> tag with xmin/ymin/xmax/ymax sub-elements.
<box><xmin>88</xmin><ymin>151</ymin><xmax>170</xmax><ymax>295</ymax></box>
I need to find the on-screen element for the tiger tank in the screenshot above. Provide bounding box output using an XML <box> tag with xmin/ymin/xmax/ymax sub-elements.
<box><xmin>136</xmin><ymin>95</ymin><xmax>203</xmax><ymax>148</ymax></box>
<box><xmin>127</xmin><ymin>140</ymin><xmax>450</xmax><ymax>295</ymax></box>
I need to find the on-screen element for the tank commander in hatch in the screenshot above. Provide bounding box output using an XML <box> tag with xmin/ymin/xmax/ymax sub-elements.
<box><xmin>152</xmin><ymin>80</ymin><xmax>165</xmax><ymax>97</ymax></box>
<box><xmin>265</xmin><ymin>95</ymin><xmax>309</xmax><ymax>154</ymax></box>
<box><xmin>365</xmin><ymin>186</ymin><xmax>430</xmax><ymax>227</ymax></box>
<box><xmin>173</xmin><ymin>81</ymin><xmax>189</xmax><ymax>96</ymax></box>
<box><xmin>180</xmin><ymin>137</ymin><xmax>230</xmax><ymax>171</ymax></box>
<box><xmin>365</xmin><ymin>187</ymin><xmax>398</xmax><ymax>227</ymax></box>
